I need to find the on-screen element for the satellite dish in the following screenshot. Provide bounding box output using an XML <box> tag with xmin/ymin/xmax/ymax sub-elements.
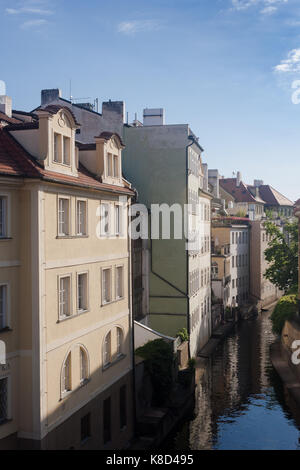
<box><xmin>0</xmin><ymin>80</ymin><xmax>6</xmax><ymax>95</ymax></box>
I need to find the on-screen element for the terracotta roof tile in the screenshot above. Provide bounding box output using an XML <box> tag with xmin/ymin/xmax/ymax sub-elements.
<box><xmin>0</xmin><ymin>128</ymin><xmax>135</xmax><ymax>196</ymax></box>
<box><xmin>220</xmin><ymin>178</ymin><xmax>264</xmax><ymax>204</ymax></box>
<box><xmin>0</xmin><ymin>112</ymin><xmax>23</xmax><ymax>125</ymax></box>
<box><xmin>257</xmin><ymin>185</ymin><xmax>294</xmax><ymax>207</ymax></box>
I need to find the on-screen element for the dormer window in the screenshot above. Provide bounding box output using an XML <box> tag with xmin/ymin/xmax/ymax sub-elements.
<box><xmin>54</xmin><ymin>133</ymin><xmax>60</xmax><ymax>162</ymax></box>
<box><xmin>106</xmin><ymin>152</ymin><xmax>119</xmax><ymax>179</ymax></box>
<box><xmin>63</xmin><ymin>136</ymin><xmax>70</xmax><ymax>165</ymax></box>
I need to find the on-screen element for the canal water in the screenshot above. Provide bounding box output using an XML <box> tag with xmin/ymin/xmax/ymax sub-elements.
<box><xmin>164</xmin><ymin>309</ymin><xmax>300</xmax><ymax>450</ymax></box>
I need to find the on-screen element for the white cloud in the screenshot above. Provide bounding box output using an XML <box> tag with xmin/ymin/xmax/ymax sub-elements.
<box><xmin>21</xmin><ymin>18</ymin><xmax>48</xmax><ymax>29</ymax></box>
<box><xmin>274</xmin><ymin>49</ymin><xmax>300</xmax><ymax>73</ymax></box>
<box><xmin>117</xmin><ymin>20</ymin><xmax>160</xmax><ymax>35</ymax></box>
<box><xmin>6</xmin><ymin>7</ymin><xmax>53</xmax><ymax>15</ymax></box>
<box><xmin>231</xmin><ymin>0</ymin><xmax>288</xmax><ymax>14</ymax></box>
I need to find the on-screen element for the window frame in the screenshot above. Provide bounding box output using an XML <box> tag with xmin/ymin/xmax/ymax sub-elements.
<box><xmin>77</xmin><ymin>271</ymin><xmax>89</xmax><ymax>314</ymax></box>
<box><xmin>57</xmin><ymin>196</ymin><xmax>71</xmax><ymax>237</ymax></box>
<box><xmin>115</xmin><ymin>265</ymin><xmax>124</xmax><ymax>300</ymax></box>
<box><xmin>103</xmin><ymin>331</ymin><xmax>112</xmax><ymax>368</ymax></box>
<box><xmin>0</xmin><ymin>193</ymin><xmax>10</xmax><ymax>239</ymax></box>
<box><xmin>0</xmin><ymin>283</ymin><xmax>9</xmax><ymax>331</ymax></box>
<box><xmin>62</xmin><ymin>136</ymin><xmax>71</xmax><ymax>166</ymax></box>
<box><xmin>58</xmin><ymin>274</ymin><xmax>72</xmax><ymax>320</ymax></box>
<box><xmin>101</xmin><ymin>267</ymin><xmax>112</xmax><ymax>305</ymax></box>
<box><xmin>100</xmin><ymin>202</ymin><xmax>111</xmax><ymax>237</ymax></box>
<box><xmin>76</xmin><ymin>198</ymin><xmax>88</xmax><ymax>237</ymax></box>
<box><xmin>61</xmin><ymin>352</ymin><xmax>72</xmax><ymax>398</ymax></box>
<box><xmin>79</xmin><ymin>346</ymin><xmax>89</xmax><ymax>385</ymax></box>
<box><xmin>0</xmin><ymin>375</ymin><xmax>10</xmax><ymax>424</ymax></box>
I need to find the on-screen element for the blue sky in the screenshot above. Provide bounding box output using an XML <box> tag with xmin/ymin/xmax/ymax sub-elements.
<box><xmin>1</xmin><ymin>0</ymin><xmax>300</xmax><ymax>200</ymax></box>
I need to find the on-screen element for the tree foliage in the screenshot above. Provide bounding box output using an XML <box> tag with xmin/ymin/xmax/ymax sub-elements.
<box><xmin>136</xmin><ymin>339</ymin><xmax>174</xmax><ymax>405</ymax></box>
<box><xmin>270</xmin><ymin>294</ymin><xmax>298</xmax><ymax>334</ymax></box>
<box><xmin>264</xmin><ymin>221</ymin><xmax>298</xmax><ymax>293</ymax></box>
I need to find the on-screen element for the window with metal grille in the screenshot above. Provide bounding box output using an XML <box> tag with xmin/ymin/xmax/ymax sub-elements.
<box><xmin>59</xmin><ymin>276</ymin><xmax>71</xmax><ymax>318</ymax></box>
<box><xmin>119</xmin><ymin>385</ymin><xmax>127</xmax><ymax>429</ymax></box>
<box><xmin>0</xmin><ymin>197</ymin><xmax>7</xmax><ymax>238</ymax></box>
<box><xmin>58</xmin><ymin>198</ymin><xmax>69</xmax><ymax>236</ymax></box>
<box><xmin>0</xmin><ymin>377</ymin><xmax>7</xmax><ymax>423</ymax></box>
<box><xmin>103</xmin><ymin>397</ymin><xmax>111</xmax><ymax>444</ymax></box>
<box><xmin>80</xmin><ymin>413</ymin><xmax>91</xmax><ymax>442</ymax></box>
<box><xmin>76</xmin><ymin>200</ymin><xmax>87</xmax><ymax>236</ymax></box>
<box><xmin>0</xmin><ymin>285</ymin><xmax>7</xmax><ymax>330</ymax></box>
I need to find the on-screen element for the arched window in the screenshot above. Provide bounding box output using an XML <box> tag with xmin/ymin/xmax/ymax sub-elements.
<box><xmin>103</xmin><ymin>331</ymin><xmax>111</xmax><ymax>367</ymax></box>
<box><xmin>80</xmin><ymin>347</ymin><xmax>89</xmax><ymax>384</ymax></box>
<box><xmin>62</xmin><ymin>352</ymin><xmax>71</xmax><ymax>394</ymax></box>
<box><xmin>116</xmin><ymin>327</ymin><xmax>123</xmax><ymax>357</ymax></box>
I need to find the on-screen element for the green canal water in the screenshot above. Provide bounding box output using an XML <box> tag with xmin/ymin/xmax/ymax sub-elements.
<box><xmin>164</xmin><ymin>310</ymin><xmax>300</xmax><ymax>450</ymax></box>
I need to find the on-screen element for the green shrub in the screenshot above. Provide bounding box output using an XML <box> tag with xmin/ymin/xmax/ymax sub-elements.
<box><xmin>177</xmin><ymin>327</ymin><xmax>189</xmax><ymax>343</ymax></box>
<box><xmin>270</xmin><ymin>294</ymin><xmax>298</xmax><ymax>335</ymax></box>
<box><xmin>136</xmin><ymin>339</ymin><xmax>174</xmax><ymax>405</ymax></box>
<box><xmin>287</xmin><ymin>285</ymin><xmax>298</xmax><ymax>295</ymax></box>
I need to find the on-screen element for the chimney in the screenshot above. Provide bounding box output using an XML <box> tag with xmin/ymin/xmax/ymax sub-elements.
<box><xmin>254</xmin><ymin>179</ymin><xmax>263</xmax><ymax>187</ymax></box>
<box><xmin>236</xmin><ymin>171</ymin><xmax>241</xmax><ymax>187</ymax></box>
<box><xmin>0</xmin><ymin>95</ymin><xmax>12</xmax><ymax>118</ymax></box>
<box><xmin>208</xmin><ymin>169</ymin><xmax>220</xmax><ymax>199</ymax></box>
<box><xmin>143</xmin><ymin>108</ymin><xmax>165</xmax><ymax>126</ymax></box>
<box><xmin>41</xmin><ymin>88</ymin><xmax>62</xmax><ymax>106</ymax></box>
<box><xmin>202</xmin><ymin>163</ymin><xmax>208</xmax><ymax>192</ymax></box>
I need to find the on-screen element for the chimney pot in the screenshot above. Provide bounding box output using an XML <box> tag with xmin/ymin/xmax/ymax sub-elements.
<box><xmin>0</xmin><ymin>95</ymin><xmax>12</xmax><ymax>118</ymax></box>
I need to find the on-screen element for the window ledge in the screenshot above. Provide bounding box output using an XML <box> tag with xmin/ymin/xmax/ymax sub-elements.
<box><xmin>101</xmin><ymin>297</ymin><xmax>125</xmax><ymax>308</ymax></box>
<box><xmin>57</xmin><ymin>310</ymin><xmax>89</xmax><ymax>324</ymax></box>
<box><xmin>56</xmin><ymin>235</ymin><xmax>89</xmax><ymax>240</ymax></box>
<box><xmin>0</xmin><ymin>327</ymin><xmax>12</xmax><ymax>333</ymax></box>
<box><xmin>103</xmin><ymin>353</ymin><xmax>126</xmax><ymax>371</ymax></box>
<box><xmin>0</xmin><ymin>237</ymin><xmax>12</xmax><ymax>241</ymax></box>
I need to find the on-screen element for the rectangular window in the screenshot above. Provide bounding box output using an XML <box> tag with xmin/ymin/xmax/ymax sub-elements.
<box><xmin>0</xmin><ymin>378</ymin><xmax>8</xmax><ymax>424</ymax></box>
<box><xmin>77</xmin><ymin>273</ymin><xmax>88</xmax><ymax>312</ymax></box>
<box><xmin>59</xmin><ymin>276</ymin><xmax>71</xmax><ymax>318</ymax></box>
<box><xmin>81</xmin><ymin>413</ymin><xmax>91</xmax><ymax>443</ymax></box>
<box><xmin>0</xmin><ymin>285</ymin><xmax>7</xmax><ymax>330</ymax></box>
<box><xmin>103</xmin><ymin>397</ymin><xmax>111</xmax><ymax>444</ymax></box>
<box><xmin>100</xmin><ymin>203</ymin><xmax>110</xmax><ymax>236</ymax></box>
<box><xmin>0</xmin><ymin>196</ymin><xmax>7</xmax><ymax>238</ymax></box>
<box><xmin>232</xmin><ymin>256</ymin><xmax>234</xmax><ymax>268</ymax></box>
<box><xmin>76</xmin><ymin>200</ymin><xmax>87</xmax><ymax>236</ymax></box>
<box><xmin>116</xmin><ymin>266</ymin><xmax>124</xmax><ymax>299</ymax></box>
<box><xmin>113</xmin><ymin>155</ymin><xmax>119</xmax><ymax>178</ymax></box>
<box><xmin>58</xmin><ymin>198</ymin><xmax>70</xmax><ymax>236</ymax></box>
<box><xmin>120</xmin><ymin>385</ymin><xmax>127</xmax><ymax>429</ymax></box>
<box><xmin>54</xmin><ymin>133</ymin><xmax>60</xmax><ymax>162</ymax></box>
<box><xmin>102</xmin><ymin>269</ymin><xmax>112</xmax><ymax>304</ymax></box>
<box><xmin>115</xmin><ymin>205</ymin><xmax>122</xmax><ymax>236</ymax></box>
<box><xmin>107</xmin><ymin>153</ymin><xmax>113</xmax><ymax>177</ymax></box>
<box><xmin>63</xmin><ymin>136</ymin><xmax>70</xmax><ymax>165</ymax></box>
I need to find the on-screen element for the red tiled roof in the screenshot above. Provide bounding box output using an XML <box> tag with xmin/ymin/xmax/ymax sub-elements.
<box><xmin>0</xmin><ymin>128</ymin><xmax>135</xmax><ymax>196</ymax></box>
<box><xmin>256</xmin><ymin>185</ymin><xmax>294</xmax><ymax>207</ymax></box>
<box><xmin>219</xmin><ymin>178</ymin><xmax>264</xmax><ymax>204</ymax></box>
<box><xmin>0</xmin><ymin>112</ymin><xmax>23</xmax><ymax>125</ymax></box>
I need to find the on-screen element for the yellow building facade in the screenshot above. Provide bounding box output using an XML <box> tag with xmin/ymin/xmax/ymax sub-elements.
<box><xmin>0</xmin><ymin>104</ymin><xmax>135</xmax><ymax>449</ymax></box>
